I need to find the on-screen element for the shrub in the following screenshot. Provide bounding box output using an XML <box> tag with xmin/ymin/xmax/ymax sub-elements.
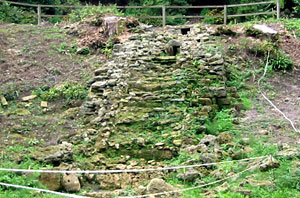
<box><xmin>245</xmin><ymin>25</ymin><xmax>263</xmax><ymax>37</ymax></box>
<box><xmin>293</xmin><ymin>0</ymin><xmax>300</xmax><ymax>14</ymax></box>
<box><xmin>203</xmin><ymin>9</ymin><xmax>224</xmax><ymax>24</ymax></box>
<box><xmin>0</xmin><ymin>83</ymin><xmax>20</xmax><ymax>101</ymax></box>
<box><xmin>125</xmin><ymin>0</ymin><xmax>188</xmax><ymax>26</ymax></box>
<box><xmin>32</xmin><ymin>83</ymin><xmax>88</xmax><ymax>105</ymax></box>
<box><xmin>55</xmin><ymin>42</ymin><xmax>78</xmax><ymax>54</ymax></box>
<box><xmin>0</xmin><ymin>0</ymin><xmax>82</xmax><ymax>24</ymax></box>
<box><xmin>68</xmin><ymin>4</ymin><xmax>123</xmax><ymax>22</ymax></box>
<box><xmin>0</xmin><ymin>2</ymin><xmax>36</xmax><ymax>24</ymax></box>
<box><xmin>247</xmin><ymin>40</ymin><xmax>293</xmax><ymax>71</ymax></box>
<box><xmin>269</xmin><ymin>52</ymin><xmax>293</xmax><ymax>71</ymax></box>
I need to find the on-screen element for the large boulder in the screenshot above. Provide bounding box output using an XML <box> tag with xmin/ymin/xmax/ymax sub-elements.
<box><xmin>165</xmin><ymin>40</ymin><xmax>181</xmax><ymax>56</ymax></box>
<box><xmin>40</xmin><ymin>173</ymin><xmax>61</xmax><ymax>191</ymax></box>
<box><xmin>96</xmin><ymin>173</ymin><xmax>132</xmax><ymax>190</ymax></box>
<box><xmin>217</xmin><ymin>132</ymin><xmax>232</xmax><ymax>144</ymax></box>
<box><xmin>146</xmin><ymin>178</ymin><xmax>180</xmax><ymax>198</ymax></box>
<box><xmin>31</xmin><ymin>142</ymin><xmax>73</xmax><ymax>164</ymax></box>
<box><xmin>62</xmin><ymin>173</ymin><xmax>81</xmax><ymax>192</ymax></box>
<box><xmin>177</xmin><ymin>169</ymin><xmax>203</xmax><ymax>182</ymax></box>
<box><xmin>200</xmin><ymin>135</ymin><xmax>217</xmax><ymax>146</ymax></box>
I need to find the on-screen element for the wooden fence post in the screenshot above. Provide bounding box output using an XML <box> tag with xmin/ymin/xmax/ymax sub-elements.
<box><xmin>37</xmin><ymin>5</ymin><xmax>41</xmax><ymax>25</ymax></box>
<box><xmin>276</xmin><ymin>0</ymin><xmax>280</xmax><ymax>19</ymax></box>
<box><xmin>162</xmin><ymin>5</ymin><xmax>166</xmax><ymax>27</ymax></box>
<box><xmin>224</xmin><ymin>5</ymin><xmax>227</xmax><ymax>25</ymax></box>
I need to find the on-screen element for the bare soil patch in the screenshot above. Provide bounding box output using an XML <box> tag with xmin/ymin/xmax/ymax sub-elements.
<box><xmin>242</xmin><ymin>71</ymin><xmax>300</xmax><ymax>145</ymax></box>
<box><xmin>0</xmin><ymin>23</ymin><xmax>99</xmax><ymax>149</ymax></box>
<box><xmin>0</xmin><ymin>23</ymin><xmax>96</xmax><ymax>97</ymax></box>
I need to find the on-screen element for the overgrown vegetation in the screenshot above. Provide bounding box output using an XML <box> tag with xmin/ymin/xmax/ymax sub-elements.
<box><xmin>281</xmin><ymin>18</ymin><xmax>300</xmax><ymax>37</ymax></box>
<box><xmin>68</xmin><ymin>4</ymin><xmax>123</xmax><ymax>22</ymax></box>
<box><xmin>0</xmin><ymin>83</ymin><xmax>20</xmax><ymax>101</ymax></box>
<box><xmin>2</xmin><ymin>0</ymin><xmax>300</xmax><ymax>26</ymax></box>
<box><xmin>32</xmin><ymin>82</ymin><xmax>88</xmax><ymax>105</ymax></box>
<box><xmin>205</xmin><ymin>109</ymin><xmax>234</xmax><ymax>135</ymax></box>
<box><xmin>0</xmin><ymin>152</ymin><xmax>58</xmax><ymax>198</ymax></box>
<box><xmin>0</xmin><ymin>2</ymin><xmax>36</xmax><ymax>24</ymax></box>
<box><xmin>247</xmin><ymin>39</ymin><xmax>293</xmax><ymax>71</ymax></box>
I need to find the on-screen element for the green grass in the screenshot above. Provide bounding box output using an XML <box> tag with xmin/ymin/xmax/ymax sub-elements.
<box><xmin>0</xmin><ymin>155</ymin><xmax>58</xmax><ymax>198</ymax></box>
<box><xmin>205</xmin><ymin>109</ymin><xmax>233</xmax><ymax>135</ymax></box>
<box><xmin>32</xmin><ymin>82</ymin><xmax>88</xmax><ymax>106</ymax></box>
<box><xmin>280</xmin><ymin>18</ymin><xmax>300</xmax><ymax>37</ymax></box>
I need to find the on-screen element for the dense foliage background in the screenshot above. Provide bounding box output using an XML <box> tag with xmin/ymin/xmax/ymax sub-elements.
<box><xmin>1</xmin><ymin>0</ymin><xmax>300</xmax><ymax>25</ymax></box>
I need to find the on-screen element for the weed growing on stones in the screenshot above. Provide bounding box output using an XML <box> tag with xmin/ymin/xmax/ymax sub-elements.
<box><xmin>32</xmin><ymin>83</ymin><xmax>88</xmax><ymax>106</ymax></box>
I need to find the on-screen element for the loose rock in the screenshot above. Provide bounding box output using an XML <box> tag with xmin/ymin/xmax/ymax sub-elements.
<box><xmin>62</xmin><ymin>173</ymin><xmax>81</xmax><ymax>192</ymax></box>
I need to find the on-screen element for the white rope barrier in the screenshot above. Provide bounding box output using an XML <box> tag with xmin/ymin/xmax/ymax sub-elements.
<box><xmin>258</xmin><ymin>51</ymin><xmax>300</xmax><ymax>133</ymax></box>
<box><xmin>0</xmin><ymin>182</ymin><xmax>87</xmax><ymax>198</ymax></box>
<box><xmin>119</xmin><ymin>158</ymin><xmax>269</xmax><ymax>198</ymax></box>
<box><xmin>0</xmin><ymin>157</ymin><xmax>269</xmax><ymax>198</ymax></box>
<box><xmin>0</xmin><ymin>156</ymin><xmax>267</xmax><ymax>174</ymax></box>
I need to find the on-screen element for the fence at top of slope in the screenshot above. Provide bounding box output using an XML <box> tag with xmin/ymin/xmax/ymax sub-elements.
<box><xmin>0</xmin><ymin>0</ymin><xmax>280</xmax><ymax>26</ymax></box>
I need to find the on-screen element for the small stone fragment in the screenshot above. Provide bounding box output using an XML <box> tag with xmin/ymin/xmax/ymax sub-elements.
<box><xmin>136</xmin><ymin>185</ymin><xmax>147</xmax><ymax>195</ymax></box>
<box><xmin>231</xmin><ymin>150</ymin><xmax>247</xmax><ymax>160</ymax></box>
<box><xmin>173</xmin><ymin>139</ymin><xmax>182</xmax><ymax>146</ymax></box>
<box><xmin>22</xmin><ymin>95</ymin><xmax>37</xmax><ymax>101</ymax></box>
<box><xmin>244</xmin><ymin>178</ymin><xmax>274</xmax><ymax>188</ymax></box>
<box><xmin>41</xmin><ymin>101</ymin><xmax>48</xmax><ymax>108</ymax></box>
<box><xmin>198</xmin><ymin>98</ymin><xmax>212</xmax><ymax>105</ymax></box>
<box><xmin>176</xmin><ymin>169</ymin><xmax>202</xmax><ymax>182</ymax></box>
<box><xmin>215</xmin><ymin>182</ymin><xmax>230</xmax><ymax>193</ymax></box>
<box><xmin>0</xmin><ymin>95</ymin><xmax>8</xmax><ymax>106</ymax></box>
<box><xmin>24</xmin><ymin>102</ymin><xmax>32</xmax><ymax>107</ymax></box>
<box><xmin>253</xmin><ymin>24</ymin><xmax>278</xmax><ymax>34</ymax></box>
<box><xmin>155</xmin><ymin>142</ymin><xmax>164</xmax><ymax>147</ymax></box>
<box><xmin>31</xmin><ymin>142</ymin><xmax>73</xmax><ymax>163</ymax></box>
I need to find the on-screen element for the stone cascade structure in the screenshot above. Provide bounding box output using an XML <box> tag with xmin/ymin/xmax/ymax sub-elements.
<box><xmin>81</xmin><ymin>25</ymin><xmax>240</xmax><ymax>160</ymax></box>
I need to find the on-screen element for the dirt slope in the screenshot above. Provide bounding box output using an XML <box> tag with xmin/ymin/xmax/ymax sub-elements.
<box><xmin>0</xmin><ymin>23</ymin><xmax>96</xmax><ymax>97</ymax></box>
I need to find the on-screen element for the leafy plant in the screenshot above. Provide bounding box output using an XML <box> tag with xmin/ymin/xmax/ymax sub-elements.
<box><xmin>269</xmin><ymin>52</ymin><xmax>293</xmax><ymax>71</ymax></box>
<box><xmin>0</xmin><ymin>155</ymin><xmax>56</xmax><ymax>197</ymax></box>
<box><xmin>205</xmin><ymin>109</ymin><xmax>233</xmax><ymax>135</ymax></box>
<box><xmin>0</xmin><ymin>2</ymin><xmax>36</xmax><ymax>24</ymax></box>
<box><xmin>293</xmin><ymin>0</ymin><xmax>300</xmax><ymax>14</ymax></box>
<box><xmin>281</xmin><ymin>18</ymin><xmax>300</xmax><ymax>37</ymax></box>
<box><xmin>100</xmin><ymin>37</ymin><xmax>116</xmax><ymax>56</ymax></box>
<box><xmin>77</xmin><ymin>47</ymin><xmax>90</xmax><ymax>55</ymax></box>
<box><xmin>55</xmin><ymin>42</ymin><xmax>78</xmax><ymax>54</ymax></box>
<box><xmin>193</xmin><ymin>60</ymin><xmax>200</xmax><ymax>66</ymax></box>
<box><xmin>32</xmin><ymin>82</ymin><xmax>88</xmax><ymax>105</ymax></box>
<box><xmin>246</xmin><ymin>40</ymin><xmax>293</xmax><ymax>71</ymax></box>
<box><xmin>203</xmin><ymin>9</ymin><xmax>224</xmax><ymax>24</ymax></box>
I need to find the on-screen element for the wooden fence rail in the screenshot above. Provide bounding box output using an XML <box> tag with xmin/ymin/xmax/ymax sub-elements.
<box><xmin>0</xmin><ymin>0</ymin><xmax>280</xmax><ymax>26</ymax></box>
